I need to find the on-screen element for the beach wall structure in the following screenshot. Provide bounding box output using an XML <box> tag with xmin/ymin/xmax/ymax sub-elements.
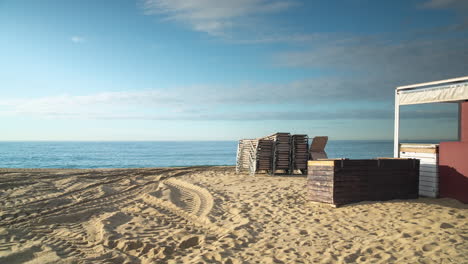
<box><xmin>439</xmin><ymin>101</ymin><xmax>468</xmax><ymax>203</ymax></box>
<box><xmin>307</xmin><ymin>159</ymin><xmax>419</xmax><ymax>206</ymax></box>
<box><xmin>400</xmin><ymin>144</ymin><xmax>439</xmax><ymax>198</ymax></box>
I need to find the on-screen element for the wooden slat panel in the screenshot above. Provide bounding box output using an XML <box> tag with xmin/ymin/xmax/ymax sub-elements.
<box><xmin>420</xmin><ymin>179</ymin><xmax>438</xmax><ymax>186</ymax></box>
<box><xmin>420</xmin><ymin>178</ymin><xmax>438</xmax><ymax>185</ymax></box>
<box><xmin>420</xmin><ymin>172</ymin><xmax>438</xmax><ymax>179</ymax></box>
<box><xmin>308</xmin><ymin>181</ymin><xmax>333</xmax><ymax>187</ymax></box>
<box><xmin>308</xmin><ymin>165</ymin><xmax>334</xmax><ymax>171</ymax></box>
<box><xmin>419</xmin><ymin>164</ymin><xmax>439</xmax><ymax>173</ymax></box>
<box><xmin>309</xmin><ymin>188</ymin><xmax>333</xmax><ymax>194</ymax></box>
<box><xmin>400</xmin><ymin>152</ymin><xmax>437</xmax><ymax>158</ymax></box>
<box><xmin>400</xmin><ymin>147</ymin><xmax>438</xmax><ymax>153</ymax></box>
<box><xmin>309</xmin><ymin>189</ymin><xmax>333</xmax><ymax>198</ymax></box>
<box><xmin>307</xmin><ymin>175</ymin><xmax>333</xmax><ymax>181</ymax></box>
<box><xmin>419</xmin><ymin>189</ymin><xmax>438</xmax><ymax>197</ymax></box>
<box><xmin>420</xmin><ymin>171</ymin><xmax>438</xmax><ymax>177</ymax></box>
<box><xmin>308</xmin><ymin>170</ymin><xmax>334</xmax><ymax>176</ymax></box>
<box><xmin>420</xmin><ymin>181</ymin><xmax>438</xmax><ymax>188</ymax></box>
<box><xmin>400</xmin><ymin>154</ymin><xmax>437</xmax><ymax>160</ymax></box>
<box><xmin>420</xmin><ymin>185</ymin><xmax>438</xmax><ymax>192</ymax></box>
<box><xmin>420</xmin><ymin>164</ymin><xmax>438</xmax><ymax>170</ymax></box>
<box><xmin>419</xmin><ymin>160</ymin><xmax>438</xmax><ymax>166</ymax></box>
<box><xmin>400</xmin><ymin>155</ymin><xmax>437</xmax><ymax>160</ymax></box>
<box><xmin>308</xmin><ymin>160</ymin><xmax>335</xmax><ymax>166</ymax></box>
<box><xmin>400</xmin><ymin>156</ymin><xmax>438</xmax><ymax>165</ymax></box>
<box><xmin>342</xmin><ymin>160</ymin><xmax>379</xmax><ymax>167</ymax></box>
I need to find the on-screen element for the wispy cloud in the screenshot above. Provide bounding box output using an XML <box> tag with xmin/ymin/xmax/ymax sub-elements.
<box><xmin>421</xmin><ymin>0</ymin><xmax>468</xmax><ymax>9</ymax></box>
<box><xmin>141</xmin><ymin>0</ymin><xmax>295</xmax><ymax>36</ymax></box>
<box><xmin>275</xmin><ymin>36</ymin><xmax>468</xmax><ymax>94</ymax></box>
<box><xmin>0</xmin><ymin>85</ymin><xmax>457</xmax><ymax>121</ymax></box>
<box><xmin>71</xmin><ymin>36</ymin><xmax>86</xmax><ymax>43</ymax></box>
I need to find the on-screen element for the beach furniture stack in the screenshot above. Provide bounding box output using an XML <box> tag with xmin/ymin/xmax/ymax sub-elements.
<box><xmin>307</xmin><ymin>158</ymin><xmax>419</xmax><ymax>206</ymax></box>
<box><xmin>260</xmin><ymin>133</ymin><xmax>292</xmax><ymax>174</ymax></box>
<box><xmin>291</xmin><ymin>134</ymin><xmax>309</xmax><ymax>173</ymax></box>
<box><xmin>256</xmin><ymin>139</ymin><xmax>274</xmax><ymax>172</ymax></box>
<box><xmin>237</xmin><ymin>132</ymin><xmax>324</xmax><ymax>175</ymax></box>
<box><xmin>235</xmin><ymin>139</ymin><xmax>258</xmax><ymax>174</ymax></box>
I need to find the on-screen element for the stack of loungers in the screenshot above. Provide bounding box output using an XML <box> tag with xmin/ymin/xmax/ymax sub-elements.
<box><xmin>237</xmin><ymin>132</ymin><xmax>327</xmax><ymax>175</ymax></box>
<box><xmin>272</xmin><ymin>133</ymin><xmax>292</xmax><ymax>173</ymax></box>
<box><xmin>256</xmin><ymin>139</ymin><xmax>274</xmax><ymax>172</ymax></box>
<box><xmin>291</xmin><ymin>134</ymin><xmax>309</xmax><ymax>173</ymax></box>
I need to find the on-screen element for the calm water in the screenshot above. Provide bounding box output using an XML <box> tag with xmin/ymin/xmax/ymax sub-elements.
<box><xmin>0</xmin><ymin>140</ymin><xmax>441</xmax><ymax>169</ymax></box>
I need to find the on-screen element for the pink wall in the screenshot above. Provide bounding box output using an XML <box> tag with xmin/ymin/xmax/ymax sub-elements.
<box><xmin>439</xmin><ymin>142</ymin><xmax>468</xmax><ymax>203</ymax></box>
<box><xmin>439</xmin><ymin>101</ymin><xmax>468</xmax><ymax>203</ymax></box>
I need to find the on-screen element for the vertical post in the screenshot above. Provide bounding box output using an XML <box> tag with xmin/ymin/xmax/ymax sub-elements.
<box><xmin>235</xmin><ymin>140</ymin><xmax>241</xmax><ymax>173</ymax></box>
<box><xmin>394</xmin><ymin>89</ymin><xmax>400</xmax><ymax>157</ymax></box>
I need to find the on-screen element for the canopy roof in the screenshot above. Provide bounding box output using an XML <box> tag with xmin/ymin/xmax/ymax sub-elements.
<box><xmin>396</xmin><ymin>76</ymin><xmax>468</xmax><ymax>105</ymax></box>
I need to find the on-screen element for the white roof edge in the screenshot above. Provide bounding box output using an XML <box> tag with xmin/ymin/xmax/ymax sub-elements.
<box><xmin>400</xmin><ymin>143</ymin><xmax>439</xmax><ymax>148</ymax></box>
<box><xmin>396</xmin><ymin>76</ymin><xmax>468</xmax><ymax>91</ymax></box>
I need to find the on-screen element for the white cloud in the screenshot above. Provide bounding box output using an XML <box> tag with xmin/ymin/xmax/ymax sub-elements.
<box><xmin>0</xmin><ymin>90</ymin><xmax>456</xmax><ymax>121</ymax></box>
<box><xmin>141</xmin><ymin>0</ymin><xmax>295</xmax><ymax>36</ymax></box>
<box><xmin>274</xmin><ymin>36</ymin><xmax>468</xmax><ymax>89</ymax></box>
<box><xmin>71</xmin><ymin>36</ymin><xmax>86</xmax><ymax>43</ymax></box>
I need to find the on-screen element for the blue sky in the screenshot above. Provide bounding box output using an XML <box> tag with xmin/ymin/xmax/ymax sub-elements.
<box><xmin>0</xmin><ymin>0</ymin><xmax>467</xmax><ymax>140</ymax></box>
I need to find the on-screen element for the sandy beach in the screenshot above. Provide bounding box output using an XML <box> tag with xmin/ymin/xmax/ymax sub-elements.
<box><xmin>0</xmin><ymin>166</ymin><xmax>466</xmax><ymax>264</ymax></box>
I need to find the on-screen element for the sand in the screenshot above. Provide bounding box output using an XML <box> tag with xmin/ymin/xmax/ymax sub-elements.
<box><xmin>0</xmin><ymin>167</ymin><xmax>466</xmax><ymax>264</ymax></box>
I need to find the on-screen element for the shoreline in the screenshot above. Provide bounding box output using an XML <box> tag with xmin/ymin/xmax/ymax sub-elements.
<box><xmin>0</xmin><ymin>165</ymin><xmax>235</xmax><ymax>171</ymax></box>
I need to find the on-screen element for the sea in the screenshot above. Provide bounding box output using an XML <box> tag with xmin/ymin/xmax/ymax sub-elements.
<box><xmin>0</xmin><ymin>140</ymin><xmax>445</xmax><ymax>169</ymax></box>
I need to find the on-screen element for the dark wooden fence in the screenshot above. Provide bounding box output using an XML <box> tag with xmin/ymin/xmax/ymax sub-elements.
<box><xmin>307</xmin><ymin>159</ymin><xmax>419</xmax><ymax>206</ymax></box>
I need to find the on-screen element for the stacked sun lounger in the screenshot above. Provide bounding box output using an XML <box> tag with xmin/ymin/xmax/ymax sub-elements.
<box><xmin>309</xmin><ymin>136</ymin><xmax>328</xmax><ymax>160</ymax></box>
<box><xmin>261</xmin><ymin>133</ymin><xmax>292</xmax><ymax>174</ymax></box>
<box><xmin>236</xmin><ymin>133</ymin><xmax>329</xmax><ymax>176</ymax></box>
<box><xmin>256</xmin><ymin>139</ymin><xmax>274</xmax><ymax>172</ymax></box>
<box><xmin>291</xmin><ymin>134</ymin><xmax>309</xmax><ymax>173</ymax></box>
<box><xmin>235</xmin><ymin>139</ymin><xmax>258</xmax><ymax>174</ymax></box>
<box><xmin>274</xmin><ymin>133</ymin><xmax>292</xmax><ymax>172</ymax></box>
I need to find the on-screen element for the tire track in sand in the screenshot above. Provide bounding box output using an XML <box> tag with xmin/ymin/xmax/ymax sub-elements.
<box><xmin>163</xmin><ymin>178</ymin><xmax>214</xmax><ymax>218</ymax></box>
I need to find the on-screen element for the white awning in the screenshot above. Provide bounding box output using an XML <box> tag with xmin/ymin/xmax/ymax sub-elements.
<box><xmin>398</xmin><ymin>82</ymin><xmax>468</xmax><ymax>105</ymax></box>
<box><xmin>394</xmin><ymin>76</ymin><xmax>468</xmax><ymax>157</ymax></box>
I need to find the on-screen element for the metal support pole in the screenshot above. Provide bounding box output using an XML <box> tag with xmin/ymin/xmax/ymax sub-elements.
<box><xmin>394</xmin><ymin>90</ymin><xmax>400</xmax><ymax>157</ymax></box>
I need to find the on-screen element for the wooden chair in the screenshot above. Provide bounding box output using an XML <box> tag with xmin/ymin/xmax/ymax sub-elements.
<box><xmin>309</xmin><ymin>136</ymin><xmax>328</xmax><ymax>160</ymax></box>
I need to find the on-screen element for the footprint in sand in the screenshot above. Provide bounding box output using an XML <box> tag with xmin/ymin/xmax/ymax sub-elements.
<box><xmin>440</xmin><ymin>223</ymin><xmax>454</xmax><ymax>229</ymax></box>
<box><xmin>422</xmin><ymin>243</ymin><xmax>438</xmax><ymax>252</ymax></box>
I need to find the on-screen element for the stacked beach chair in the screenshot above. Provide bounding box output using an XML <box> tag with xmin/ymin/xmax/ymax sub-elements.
<box><xmin>261</xmin><ymin>133</ymin><xmax>292</xmax><ymax>174</ymax></box>
<box><xmin>236</xmin><ymin>133</ymin><xmax>327</xmax><ymax>176</ymax></box>
<box><xmin>309</xmin><ymin>136</ymin><xmax>328</xmax><ymax>160</ymax></box>
<box><xmin>256</xmin><ymin>139</ymin><xmax>274</xmax><ymax>173</ymax></box>
<box><xmin>235</xmin><ymin>139</ymin><xmax>258</xmax><ymax>174</ymax></box>
<box><xmin>291</xmin><ymin>134</ymin><xmax>309</xmax><ymax>174</ymax></box>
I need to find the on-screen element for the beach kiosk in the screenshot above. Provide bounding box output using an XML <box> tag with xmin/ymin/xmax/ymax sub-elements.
<box><xmin>394</xmin><ymin>76</ymin><xmax>468</xmax><ymax>203</ymax></box>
